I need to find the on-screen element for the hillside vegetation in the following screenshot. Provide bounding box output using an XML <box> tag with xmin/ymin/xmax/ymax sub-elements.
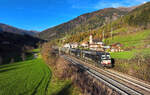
<box><xmin>41</xmin><ymin>43</ymin><xmax>82</xmax><ymax>95</ymax></box>
<box><xmin>44</xmin><ymin>2</ymin><xmax>150</xmax><ymax>49</ymax></box>
<box><xmin>63</xmin><ymin>2</ymin><xmax>150</xmax><ymax>47</ymax></box>
<box><xmin>37</xmin><ymin>8</ymin><xmax>128</xmax><ymax>40</ymax></box>
<box><xmin>43</xmin><ymin>2</ymin><xmax>150</xmax><ymax>82</ymax></box>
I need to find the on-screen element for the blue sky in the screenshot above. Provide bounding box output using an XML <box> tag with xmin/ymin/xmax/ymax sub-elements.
<box><xmin>0</xmin><ymin>0</ymin><xmax>149</xmax><ymax>31</ymax></box>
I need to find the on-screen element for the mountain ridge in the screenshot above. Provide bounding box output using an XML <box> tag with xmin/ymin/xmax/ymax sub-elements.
<box><xmin>0</xmin><ymin>23</ymin><xmax>37</xmax><ymax>36</ymax></box>
<box><xmin>63</xmin><ymin>2</ymin><xmax>150</xmax><ymax>44</ymax></box>
<box><xmin>0</xmin><ymin>23</ymin><xmax>44</xmax><ymax>64</ymax></box>
<box><xmin>117</xmin><ymin>6</ymin><xmax>138</xmax><ymax>12</ymax></box>
<box><xmin>37</xmin><ymin>7</ymin><xmax>129</xmax><ymax>40</ymax></box>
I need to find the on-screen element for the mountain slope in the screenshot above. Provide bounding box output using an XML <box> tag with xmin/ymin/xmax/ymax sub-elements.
<box><xmin>123</xmin><ymin>2</ymin><xmax>150</xmax><ymax>28</ymax></box>
<box><xmin>117</xmin><ymin>6</ymin><xmax>138</xmax><ymax>12</ymax></box>
<box><xmin>59</xmin><ymin>2</ymin><xmax>150</xmax><ymax>45</ymax></box>
<box><xmin>37</xmin><ymin>8</ymin><xmax>129</xmax><ymax>40</ymax></box>
<box><xmin>37</xmin><ymin>2</ymin><xmax>150</xmax><ymax>44</ymax></box>
<box><xmin>0</xmin><ymin>23</ymin><xmax>37</xmax><ymax>36</ymax></box>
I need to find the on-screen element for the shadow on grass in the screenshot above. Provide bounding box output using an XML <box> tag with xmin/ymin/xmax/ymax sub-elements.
<box><xmin>0</xmin><ymin>67</ymin><xmax>17</xmax><ymax>73</ymax></box>
<box><xmin>56</xmin><ymin>83</ymin><xmax>72</xmax><ymax>95</ymax></box>
<box><xmin>111</xmin><ymin>58</ymin><xmax>115</xmax><ymax>68</ymax></box>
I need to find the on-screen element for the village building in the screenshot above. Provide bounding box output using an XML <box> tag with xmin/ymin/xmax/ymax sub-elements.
<box><xmin>89</xmin><ymin>35</ymin><xmax>104</xmax><ymax>51</ymax></box>
<box><xmin>81</xmin><ymin>42</ymin><xmax>89</xmax><ymax>48</ymax></box>
<box><xmin>63</xmin><ymin>35</ymin><xmax>124</xmax><ymax>52</ymax></box>
<box><xmin>70</xmin><ymin>42</ymin><xmax>79</xmax><ymax>48</ymax></box>
<box><xmin>63</xmin><ymin>42</ymin><xmax>79</xmax><ymax>49</ymax></box>
<box><xmin>64</xmin><ymin>43</ymin><xmax>71</xmax><ymax>48</ymax></box>
<box><xmin>110</xmin><ymin>43</ymin><xmax>123</xmax><ymax>52</ymax></box>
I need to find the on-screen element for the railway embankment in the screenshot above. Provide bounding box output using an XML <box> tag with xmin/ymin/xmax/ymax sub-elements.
<box><xmin>41</xmin><ymin>43</ymin><xmax>81</xmax><ymax>95</ymax></box>
<box><xmin>112</xmin><ymin>54</ymin><xmax>150</xmax><ymax>82</ymax></box>
<box><xmin>41</xmin><ymin>43</ymin><xmax>119</xmax><ymax>95</ymax></box>
<box><xmin>61</xmin><ymin>56</ymin><xmax>119</xmax><ymax>95</ymax></box>
<box><xmin>66</xmin><ymin>55</ymin><xmax>150</xmax><ymax>94</ymax></box>
<box><xmin>47</xmin><ymin>55</ymin><xmax>119</xmax><ymax>95</ymax></box>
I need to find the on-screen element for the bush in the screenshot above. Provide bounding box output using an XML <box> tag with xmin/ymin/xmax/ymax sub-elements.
<box><xmin>113</xmin><ymin>53</ymin><xmax>150</xmax><ymax>82</ymax></box>
<box><xmin>41</xmin><ymin>42</ymin><xmax>58</xmax><ymax>66</ymax></box>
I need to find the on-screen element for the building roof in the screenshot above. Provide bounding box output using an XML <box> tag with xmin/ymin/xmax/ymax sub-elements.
<box><xmin>111</xmin><ymin>43</ymin><xmax>123</xmax><ymax>47</ymax></box>
<box><xmin>93</xmin><ymin>39</ymin><xmax>102</xmax><ymax>42</ymax></box>
<box><xmin>81</xmin><ymin>41</ymin><xmax>88</xmax><ymax>44</ymax></box>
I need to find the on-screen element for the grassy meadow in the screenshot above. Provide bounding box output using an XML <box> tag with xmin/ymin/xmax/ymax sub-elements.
<box><xmin>109</xmin><ymin>29</ymin><xmax>150</xmax><ymax>59</ymax></box>
<box><xmin>0</xmin><ymin>49</ymin><xmax>51</xmax><ymax>95</ymax></box>
<box><xmin>0</xmin><ymin>48</ymin><xmax>81</xmax><ymax>95</ymax></box>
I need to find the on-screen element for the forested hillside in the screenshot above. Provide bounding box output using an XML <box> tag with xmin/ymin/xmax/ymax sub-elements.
<box><xmin>59</xmin><ymin>2</ymin><xmax>150</xmax><ymax>82</ymax></box>
<box><xmin>37</xmin><ymin>8</ymin><xmax>129</xmax><ymax>40</ymax></box>
<box><xmin>63</xmin><ymin>2</ymin><xmax>150</xmax><ymax>45</ymax></box>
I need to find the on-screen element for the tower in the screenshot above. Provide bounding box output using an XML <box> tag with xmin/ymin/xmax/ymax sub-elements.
<box><xmin>89</xmin><ymin>35</ymin><xmax>93</xmax><ymax>44</ymax></box>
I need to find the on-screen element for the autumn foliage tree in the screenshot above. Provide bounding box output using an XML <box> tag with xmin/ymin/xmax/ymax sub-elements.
<box><xmin>41</xmin><ymin>42</ymin><xmax>58</xmax><ymax>66</ymax></box>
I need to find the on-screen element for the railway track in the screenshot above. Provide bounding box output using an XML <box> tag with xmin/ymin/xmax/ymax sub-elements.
<box><xmin>63</xmin><ymin>55</ymin><xmax>150</xmax><ymax>95</ymax></box>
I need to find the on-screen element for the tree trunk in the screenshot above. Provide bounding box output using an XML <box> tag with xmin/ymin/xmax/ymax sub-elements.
<box><xmin>21</xmin><ymin>53</ymin><xmax>26</xmax><ymax>61</ymax></box>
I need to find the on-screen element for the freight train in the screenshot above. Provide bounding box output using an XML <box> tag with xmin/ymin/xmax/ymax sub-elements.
<box><xmin>60</xmin><ymin>48</ymin><xmax>113</xmax><ymax>68</ymax></box>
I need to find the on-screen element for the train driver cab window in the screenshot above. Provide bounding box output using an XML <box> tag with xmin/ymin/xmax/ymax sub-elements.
<box><xmin>106</xmin><ymin>55</ymin><xmax>111</xmax><ymax>59</ymax></box>
<box><xmin>101</xmin><ymin>55</ymin><xmax>106</xmax><ymax>59</ymax></box>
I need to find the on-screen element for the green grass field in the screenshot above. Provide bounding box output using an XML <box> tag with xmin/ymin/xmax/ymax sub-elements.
<box><xmin>107</xmin><ymin>29</ymin><xmax>150</xmax><ymax>48</ymax></box>
<box><xmin>111</xmin><ymin>48</ymin><xmax>150</xmax><ymax>59</ymax></box>
<box><xmin>0</xmin><ymin>48</ymin><xmax>80</xmax><ymax>95</ymax></box>
<box><xmin>108</xmin><ymin>29</ymin><xmax>150</xmax><ymax>59</ymax></box>
<box><xmin>110</xmin><ymin>51</ymin><xmax>135</xmax><ymax>59</ymax></box>
<box><xmin>0</xmin><ymin>52</ymin><xmax>51</xmax><ymax>95</ymax></box>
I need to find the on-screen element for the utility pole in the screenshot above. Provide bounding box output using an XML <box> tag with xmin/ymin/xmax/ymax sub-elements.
<box><xmin>109</xmin><ymin>19</ymin><xmax>113</xmax><ymax>40</ymax></box>
<box><xmin>102</xmin><ymin>29</ymin><xmax>105</xmax><ymax>42</ymax></box>
<box><xmin>102</xmin><ymin>23</ymin><xmax>105</xmax><ymax>42</ymax></box>
<box><xmin>111</xmin><ymin>24</ymin><xmax>113</xmax><ymax>40</ymax></box>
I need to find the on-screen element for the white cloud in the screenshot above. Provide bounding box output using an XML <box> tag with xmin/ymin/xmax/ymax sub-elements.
<box><xmin>70</xmin><ymin>0</ymin><xmax>150</xmax><ymax>10</ymax></box>
<box><xmin>94</xmin><ymin>0</ymin><xmax>150</xmax><ymax>10</ymax></box>
<box><xmin>111</xmin><ymin>3</ymin><xmax>121</xmax><ymax>8</ymax></box>
<box><xmin>133</xmin><ymin>0</ymin><xmax>149</xmax><ymax>4</ymax></box>
<box><xmin>94</xmin><ymin>1</ymin><xmax>123</xmax><ymax>9</ymax></box>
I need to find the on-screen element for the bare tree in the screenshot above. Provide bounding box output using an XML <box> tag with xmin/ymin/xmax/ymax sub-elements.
<box><xmin>21</xmin><ymin>53</ymin><xmax>26</xmax><ymax>61</ymax></box>
<box><xmin>21</xmin><ymin>46</ymin><xmax>26</xmax><ymax>61</ymax></box>
<box><xmin>10</xmin><ymin>58</ymin><xmax>14</xmax><ymax>63</ymax></box>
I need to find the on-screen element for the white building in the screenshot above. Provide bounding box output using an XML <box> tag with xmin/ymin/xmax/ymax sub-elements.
<box><xmin>64</xmin><ymin>43</ymin><xmax>71</xmax><ymax>48</ymax></box>
<box><xmin>71</xmin><ymin>43</ymin><xmax>79</xmax><ymax>48</ymax></box>
<box><xmin>89</xmin><ymin>35</ymin><xmax>93</xmax><ymax>44</ymax></box>
<box><xmin>64</xmin><ymin>43</ymin><xmax>79</xmax><ymax>49</ymax></box>
<box><xmin>81</xmin><ymin>42</ymin><xmax>89</xmax><ymax>48</ymax></box>
<box><xmin>89</xmin><ymin>35</ymin><xmax>104</xmax><ymax>51</ymax></box>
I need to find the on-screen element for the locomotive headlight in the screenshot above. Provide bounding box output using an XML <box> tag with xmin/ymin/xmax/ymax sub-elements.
<box><xmin>101</xmin><ymin>60</ymin><xmax>107</xmax><ymax>64</ymax></box>
<box><xmin>107</xmin><ymin>60</ymin><xmax>111</xmax><ymax>64</ymax></box>
<box><xmin>102</xmin><ymin>60</ymin><xmax>111</xmax><ymax>64</ymax></box>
